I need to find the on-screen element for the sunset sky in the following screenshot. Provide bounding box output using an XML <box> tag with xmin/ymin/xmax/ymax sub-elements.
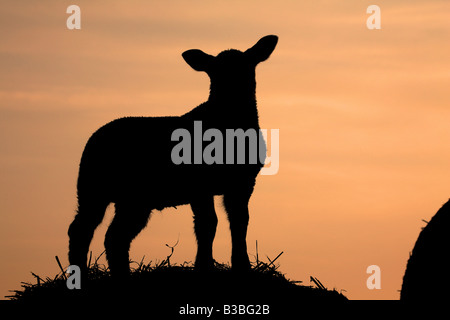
<box><xmin>1</xmin><ymin>0</ymin><xmax>449</xmax><ymax>300</ymax></box>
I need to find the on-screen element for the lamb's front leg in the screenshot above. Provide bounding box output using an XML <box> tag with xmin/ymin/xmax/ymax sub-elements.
<box><xmin>191</xmin><ymin>196</ymin><xmax>218</xmax><ymax>270</ymax></box>
<box><xmin>223</xmin><ymin>192</ymin><xmax>251</xmax><ymax>271</ymax></box>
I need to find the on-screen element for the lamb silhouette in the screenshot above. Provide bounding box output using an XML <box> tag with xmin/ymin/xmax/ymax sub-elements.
<box><xmin>68</xmin><ymin>35</ymin><xmax>278</xmax><ymax>277</ymax></box>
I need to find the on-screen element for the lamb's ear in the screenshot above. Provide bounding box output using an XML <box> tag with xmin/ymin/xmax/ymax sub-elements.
<box><xmin>182</xmin><ymin>49</ymin><xmax>214</xmax><ymax>72</ymax></box>
<box><xmin>245</xmin><ymin>35</ymin><xmax>278</xmax><ymax>64</ymax></box>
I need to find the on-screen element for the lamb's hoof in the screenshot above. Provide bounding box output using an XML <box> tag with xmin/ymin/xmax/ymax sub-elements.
<box><xmin>231</xmin><ymin>259</ymin><xmax>251</xmax><ymax>273</ymax></box>
<box><xmin>194</xmin><ymin>259</ymin><xmax>216</xmax><ymax>272</ymax></box>
<box><xmin>109</xmin><ymin>266</ymin><xmax>131</xmax><ymax>283</ymax></box>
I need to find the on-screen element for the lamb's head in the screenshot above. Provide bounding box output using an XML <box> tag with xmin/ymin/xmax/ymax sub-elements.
<box><xmin>182</xmin><ymin>35</ymin><xmax>278</xmax><ymax>97</ymax></box>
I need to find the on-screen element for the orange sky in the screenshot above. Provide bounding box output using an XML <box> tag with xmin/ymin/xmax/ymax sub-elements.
<box><xmin>1</xmin><ymin>0</ymin><xmax>449</xmax><ymax>300</ymax></box>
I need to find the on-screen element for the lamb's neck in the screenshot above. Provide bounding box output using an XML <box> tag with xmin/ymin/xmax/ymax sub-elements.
<box><xmin>208</xmin><ymin>94</ymin><xmax>256</xmax><ymax>106</ymax></box>
<box><xmin>208</xmin><ymin>81</ymin><xmax>256</xmax><ymax>104</ymax></box>
<box><xmin>208</xmin><ymin>89</ymin><xmax>257</xmax><ymax>110</ymax></box>
<box><xmin>208</xmin><ymin>92</ymin><xmax>259</xmax><ymax>122</ymax></box>
<box><xmin>185</xmin><ymin>87</ymin><xmax>260</xmax><ymax>128</ymax></box>
<box><xmin>206</xmin><ymin>103</ymin><xmax>260</xmax><ymax>130</ymax></box>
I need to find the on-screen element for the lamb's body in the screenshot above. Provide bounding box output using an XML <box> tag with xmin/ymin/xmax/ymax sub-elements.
<box><xmin>80</xmin><ymin>100</ymin><xmax>261</xmax><ymax>208</ymax></box>
<box><xmin>68</xmin><ymin>36</ymin><xmax>278</xmax><ymax>276</ymax></box>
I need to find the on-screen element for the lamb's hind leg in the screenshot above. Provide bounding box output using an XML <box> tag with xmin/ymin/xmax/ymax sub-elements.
<box><xmin>191</xmin><ymin>196</ymin><xmax>218</xmax><ymax>270</ymax></box>
<box><xmin>68</xmin><ymin>198</ymin><xmax>109</xmax><ymax>271</ymax></box>
<box><xmin>104</xmin><ymin>201</ymin><xmax>151</xmax><ymax>278</ymax></box>
<box><xmin>223</xmin><ymin>190</ymin><xmax>252</xmax><ymax>271</ymax></box>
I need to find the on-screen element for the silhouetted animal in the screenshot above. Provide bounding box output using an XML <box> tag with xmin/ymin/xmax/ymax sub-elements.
<box><xmin>68</xmin><ymin>35</ymin><xmax>278</xmax><ymax>277</ymax></box>
<box><xmin>401</xmin><ymin>199</ymin><xmax>450</xmax><ymax>302</ymax></box>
